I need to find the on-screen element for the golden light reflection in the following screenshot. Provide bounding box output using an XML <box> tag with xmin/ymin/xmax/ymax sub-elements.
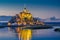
<box><xmin>16</xmin><ymin>27</ymin><xmax>32</xmax><ymax>40</ymax></box>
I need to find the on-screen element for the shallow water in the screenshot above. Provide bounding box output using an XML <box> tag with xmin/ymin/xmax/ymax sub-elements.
<box><xmin>0</xmin><ymin>26</ymin><xmax>60</xmax><ymax>40</ymax></box>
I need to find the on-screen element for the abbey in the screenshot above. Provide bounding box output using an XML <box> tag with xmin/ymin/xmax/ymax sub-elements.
<box><xmin>8</xmin><ymin>8</ymin><xmax>44</xmax><ymax>25</ymax></box>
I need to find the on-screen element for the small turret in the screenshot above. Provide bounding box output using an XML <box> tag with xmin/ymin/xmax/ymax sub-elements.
<box><xmin>23</xmin><ymin>8</ymin><xmax>29</xmax><ymax>13</ymax></box>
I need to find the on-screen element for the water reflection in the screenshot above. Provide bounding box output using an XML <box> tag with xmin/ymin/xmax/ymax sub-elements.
<box><xmin>8</xmin><ymin>27</ymin><xmax>32</xmax><ymax>40</ymax></box>
<box><xmin>0</xmin><ymin>26</ymin><xmax>60</xmax><ymax>40</ymax></box>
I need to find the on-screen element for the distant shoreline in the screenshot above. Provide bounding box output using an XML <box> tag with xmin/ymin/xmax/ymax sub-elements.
<box><xmin>44</xmin><ymin>22</ymin><xmax>60</xmax><ymax>26</ymax></box>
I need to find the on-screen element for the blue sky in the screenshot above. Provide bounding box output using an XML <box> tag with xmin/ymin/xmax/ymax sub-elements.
<box><xmin>0</xmin><ymin>0</ymin><xmax>60</xmax><ymax>19</ymax></box>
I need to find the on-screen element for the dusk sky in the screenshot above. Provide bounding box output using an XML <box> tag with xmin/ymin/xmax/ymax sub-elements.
<box><xmin>0</xmin><ymin>0</ymin><xmax>60</xmax><ymax>19</ymax></box>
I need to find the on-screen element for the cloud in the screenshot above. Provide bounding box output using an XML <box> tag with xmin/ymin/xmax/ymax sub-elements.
<box><xmin>0</xmin><ymin>10</ymin><xmax>20</xmax><ymax>16</ymax></box>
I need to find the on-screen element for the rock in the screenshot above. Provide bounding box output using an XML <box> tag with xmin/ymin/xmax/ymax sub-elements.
<box><xmin>22</xmin><ymin>25</ymin><xmax>53</xmax><ymax>30</ymax></box>
<box><xmin>54</xmin><ymin>28</ymin><xmax>60</xmax><ymax>32</ymax></box>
